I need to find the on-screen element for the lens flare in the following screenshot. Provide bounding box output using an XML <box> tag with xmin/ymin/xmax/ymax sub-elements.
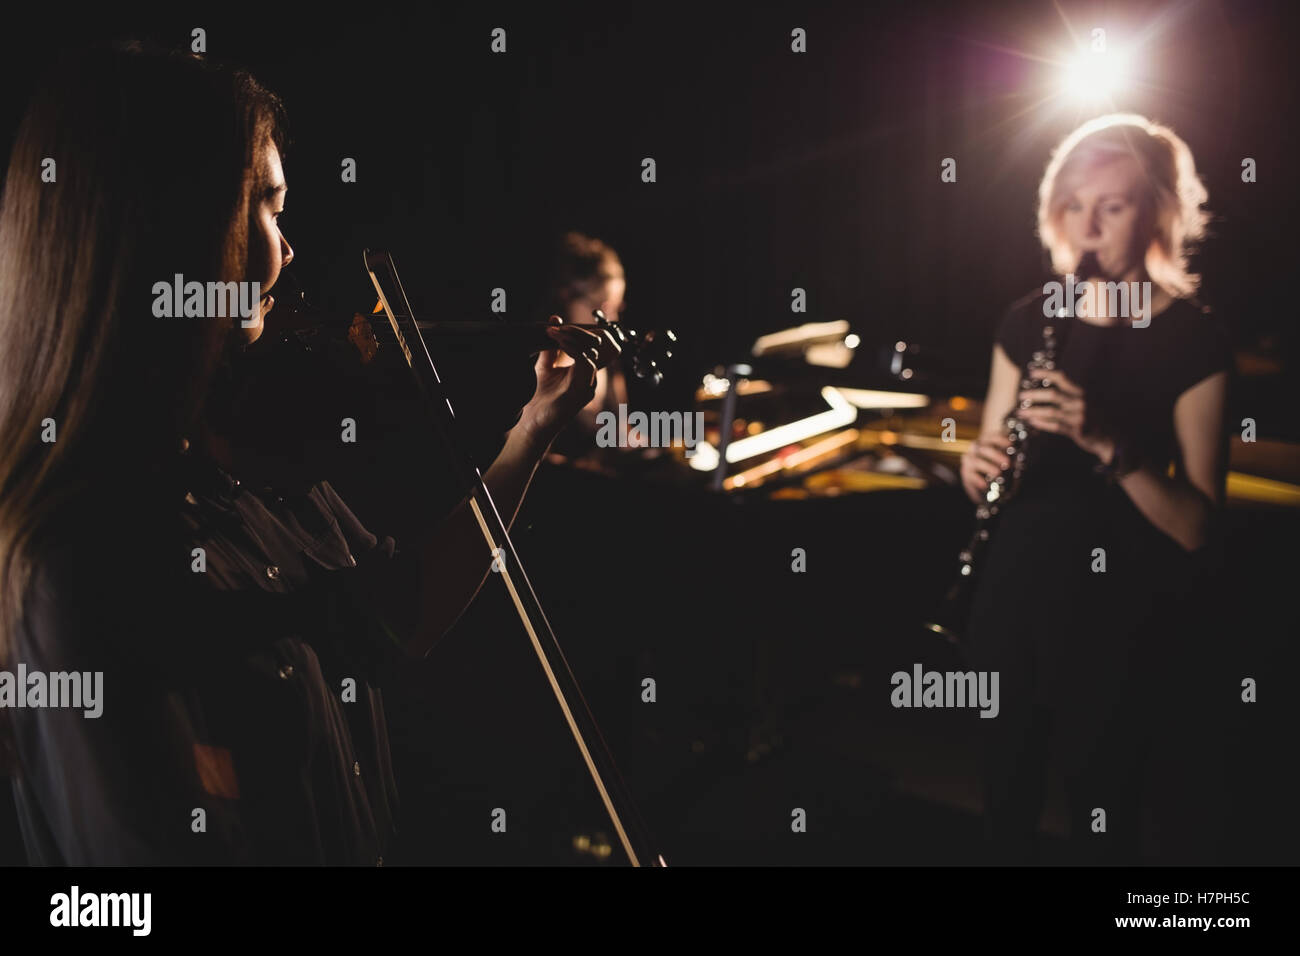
<box><xmin>1063</xmin><ymin>49</ymin><xmax>1130</xmax><ymax>103</ymax></box>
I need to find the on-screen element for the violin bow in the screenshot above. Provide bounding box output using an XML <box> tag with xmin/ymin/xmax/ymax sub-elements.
<box><xmin>362</xmin><ymin>250</ymin><xmax>665</xmax><ymax>867</ymax></box>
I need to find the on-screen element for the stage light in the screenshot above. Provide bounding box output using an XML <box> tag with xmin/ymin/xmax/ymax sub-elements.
<box><xmin>1062</xmin><ymin>48</ymin><xmax>1130</xmax><ymax>103</ymax></box>
<box><xmin>688</xmin><ymin>386</ymin><xmax>859</xmax><ymax>471</ymax></box>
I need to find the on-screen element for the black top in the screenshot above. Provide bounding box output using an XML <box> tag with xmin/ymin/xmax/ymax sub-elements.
<box><xmin>963</xmin><ymin>289</ymin><xmax>1233</xmax><ymax>696</ymax></box>
<box><xmin>993</xmin><ymin>289</ymin><xmax>1232</xmax><ymax>494</ymax></box>
<box><xmin>8</xmin><ymin>454</ymin><xmax>421</xmax><ymax>865</ymax></box>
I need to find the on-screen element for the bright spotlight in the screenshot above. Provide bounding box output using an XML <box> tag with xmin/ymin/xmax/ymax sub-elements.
<box><xmin>1063</xmin><ymin>49</ymin><xmax>1129</xmax><ymax>103</ymax></box>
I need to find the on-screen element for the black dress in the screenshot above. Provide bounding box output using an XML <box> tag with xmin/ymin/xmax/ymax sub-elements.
<box><xmin>963</xmin><ymin>288</ymin><xmax>1232</xmax><ymax>864</ymax></box>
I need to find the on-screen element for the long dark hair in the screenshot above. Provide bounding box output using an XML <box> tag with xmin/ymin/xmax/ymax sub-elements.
<box><xmin>0</xmin><ymin>44</ymin><xmax>288</xmax><ymax>708</ymax></box>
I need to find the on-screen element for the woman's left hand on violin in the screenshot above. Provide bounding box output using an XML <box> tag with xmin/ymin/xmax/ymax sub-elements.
<box><xmin>1017</xmin><ymin>367</ymin><xmax>1117</xmax><ymax>464</ymax></box>
<box><xmin>513</xmin><ymin>318</ymin><xmax>616</xmax><ymax>448</ymax></box>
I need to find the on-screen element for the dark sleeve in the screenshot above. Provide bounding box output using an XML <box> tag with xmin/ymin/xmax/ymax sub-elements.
<box><xmin>1172</xmin><ymin>307</ymin><xmax>1233</xmax><ymax>397</ymax></box>
<box><xmin>993</xmin><ymin>299</ymin><xmax>1033</xmax><ymax>367</ymax></box>
<box><xmin>308</xmin><ymin>482</ymin><xmax>424</xmax><ymax>684</ymax></box>
<box><xmin>9</xmin><ymin>555</ymin><xmax>246</xmax><ymax>865</ymax></box>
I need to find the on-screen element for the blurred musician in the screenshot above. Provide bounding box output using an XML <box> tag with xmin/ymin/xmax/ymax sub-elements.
<box><xmin>958</xmin><ymin>114</ymin><xmax>1232</xmax><ymax>864</ymax></box>
<box><xmin>545</xmin><ymin>232</ymin><xmax>635</xmax><ymax>457</ymax></box>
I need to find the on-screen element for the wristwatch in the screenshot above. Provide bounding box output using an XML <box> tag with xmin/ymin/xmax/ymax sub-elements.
<box><xmin>1096</xmin><ymin>439</ymin><xmax>1142</xmax><ymax>482</ymax></box>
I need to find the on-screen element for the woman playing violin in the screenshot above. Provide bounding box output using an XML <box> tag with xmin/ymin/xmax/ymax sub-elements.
<box><xmin>0</xmin><ymin>44</ymin><xmax>612</xmax><ymax>864</ymax></box>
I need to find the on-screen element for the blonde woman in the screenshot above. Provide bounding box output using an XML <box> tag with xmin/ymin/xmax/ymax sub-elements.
<box><xmin>959</xmin><ymin>114</ymin><xmax>1231</xmax><ymax>864</ymax></box>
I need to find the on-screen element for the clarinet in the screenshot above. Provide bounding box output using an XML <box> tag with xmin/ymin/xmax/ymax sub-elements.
<box><xmin>923</xmin><ymin>319</ymin><xmax>1064</xmax><ymax>642</ymax></box>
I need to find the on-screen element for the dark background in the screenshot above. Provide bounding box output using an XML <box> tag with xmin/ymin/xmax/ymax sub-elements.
<box><xmin>2</xmin><ymin>0</ymin><xmax>1296</xmax><ymax>400</ymax></box>
<box><xmin>1</xmin><ymin>1</ymin><xmax>1296</xmax><ymax>866</ymax></box>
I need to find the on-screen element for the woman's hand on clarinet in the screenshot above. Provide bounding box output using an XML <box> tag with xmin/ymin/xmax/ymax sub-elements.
<box><xmin>1017</xmin><ymin>368</ymin><xmax>1116</xmax><ymax>463</ymax></box>
<box><xmin>960</xmin><ymin>435</ymin><xmax>1012</xmax><ymax>503</ymax></box>
<box><xmin>513</xmin><ymin>316</ymin><xmax>617</xmax><ymax>450</ymax></box>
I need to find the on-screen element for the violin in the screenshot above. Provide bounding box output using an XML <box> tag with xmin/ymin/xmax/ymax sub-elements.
<box><xmin>262</xmin><ymin>268</ymin><xmax>678</xmax><ymax>386</ymax></box>
<box><xmin>231</xmin><ymin>251</ymin><xmax>670</xmax><ymax>866</ymax></box>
